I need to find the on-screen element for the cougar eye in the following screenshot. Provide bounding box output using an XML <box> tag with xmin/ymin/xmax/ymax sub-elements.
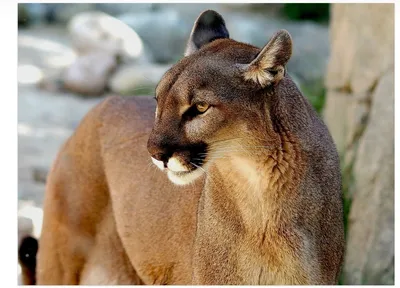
<box><xmin>183</xmin><ymin>102</ymin><xmax>210</xmax><ymax>121</ymax></box>
<box><xmin>195</xmin><ymin>102</ymin><xmax>209</xmax><ymax>113</ymax></box>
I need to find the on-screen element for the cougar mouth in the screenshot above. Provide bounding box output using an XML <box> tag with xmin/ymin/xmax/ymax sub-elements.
<box><xmin>166</xmin><ymin>165</ymin><xmax>205</xmax><ymax>186</ymax></box>
<box><xmin>149</xmin><ymin>142</ymin><xmax>208</xmax><ymax>185</ymax></box>
<box><xmin>151</xmin><ymin>153</ymin><xmax>207</xmax><ymax>186</ymax></box>
<box><xmin>169</xmin><ymin>170</ymin><xmax>193</xmax><ymax>176</ymax></box>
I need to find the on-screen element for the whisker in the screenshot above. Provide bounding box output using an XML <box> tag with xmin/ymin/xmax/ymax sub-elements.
<box><xmin>207</xmin><ymin>144</ymin><xmax>274</xmax><ymax>149</ymax></box>
<box><xmin>208</xmin><ymin>135</ymin><xmax>270</xmax><ymax>144</ymax></box>
<box><xmin>198</xmin><ymin>147</ymin><xmax>273</xmax><ymax>156</ymax></box>
<box><xmin>209</xmin><ymin>145</ymin><xmax>274</xmax><ymax>149</ymax></box>
<box><xmin>190</xmin><ymin>161</ymin><xmax>218</xmax><ymax>188</ymax></box>
<box><xmin>208</xmin><ymin>138</ymin><xmax>242</xmax><ymax>144</ymax></box>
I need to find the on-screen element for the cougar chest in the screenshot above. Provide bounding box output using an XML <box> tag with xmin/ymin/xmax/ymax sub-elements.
<box><xmin>217</xmin><ymin>156</ymin><xmax>272</xmax><ymax>226</ymax></box>
<box><xmin>197</xmin><ymin>153</ymin><xmax>310</xmax><ymax>284</ymax></box>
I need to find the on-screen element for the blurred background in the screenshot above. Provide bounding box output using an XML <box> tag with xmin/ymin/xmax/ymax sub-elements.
<box><xmin>17</xmin><ymin>3</ymin><xmax>394</xmax><ymax>285</ymax></box>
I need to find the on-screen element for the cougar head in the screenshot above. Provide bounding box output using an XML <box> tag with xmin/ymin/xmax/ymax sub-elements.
<box><xmin>147</xmin><ymin>10</ymin><xmax>293</xmax><ymax>186</ymax></box>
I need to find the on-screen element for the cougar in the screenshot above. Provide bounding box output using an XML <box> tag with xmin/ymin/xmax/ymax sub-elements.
<box><xmin>19</xmin><ymin>10</ymin><xmax>344</xmax><ymax>285</ymax></box>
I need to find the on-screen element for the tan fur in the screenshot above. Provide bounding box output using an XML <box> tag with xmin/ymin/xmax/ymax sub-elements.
<box><xmin>28</xmin><ymin>10</ymin><xmax>344</xmax><ymax>285</ymax></box>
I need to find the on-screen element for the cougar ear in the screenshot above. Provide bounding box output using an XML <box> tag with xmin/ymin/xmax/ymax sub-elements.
<box><xmin>185</xmin><ymin>10</ymin><xmax>229</xmax><ymax>56</ymax></box>
<box><xmin>243</xmin><ymin>29</ymin><xmax>292</xmax><ymax>87</ymax></box>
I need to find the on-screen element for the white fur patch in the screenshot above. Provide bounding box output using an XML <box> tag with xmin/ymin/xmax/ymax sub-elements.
<box><xmin>80</xmin><ymin>265</ymin><xmax>118</xmax><ymax>285</ymax></box>
<box><xmin>151</xmin><ymin>157</ymin><xmax>164</xmax><ymax>170</ymax></box>
<box><xmin>233</xmin><ymin>156</ymin><xmax>264</xmax><ymax>190</ymax></box>
<box><xmin>167</xmin><ymin>157</ymin><xmax>189</xmax><ymax>172</ymax></box>
<box><xmin>152</xmin><ymin>156</ymin><xmax>204</xmax><ymax>185</ymax></box>
<box><xmin>167</xmin><ymin>168</ymin><xmax>204</xmax><ymax>186</ymax></box>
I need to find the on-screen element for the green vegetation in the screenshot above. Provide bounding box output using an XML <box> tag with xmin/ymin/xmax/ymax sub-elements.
<box><xmin>301</xmin><ymin>80</ymin><xmax>326</xmax><ymax>115</ymax></box>
<box><xmin>18</xmin><ymin>4</ymin><xmax>31</xmax><ymax>28</ymax></box>
<box><xmin>282</xmin><ymin>4</ymin><xmax>330</xmax><ymax>23</ymax></box>
<box><xmin>120</xmin><ymin>86</ymin><xmax>156</xmax><ymax>97</ymax></box>
<box><xmin>337</xmin><ymin>153</ymin><xmax>355</xmax><ymax>285</ymax></box>
<box><xmin>341</xmin><ymin>161</ymin><xmax>354</xmax><ymax>242</ymax></box>
<box><xmin>340</xmin><ymin>163</ymin><xmax>353</xmax><ymax>283</ymax></box>
<box><xmin>338</xmin><ymin>168</ymin><xmax>353</xmax><ymax>285</ymax></box>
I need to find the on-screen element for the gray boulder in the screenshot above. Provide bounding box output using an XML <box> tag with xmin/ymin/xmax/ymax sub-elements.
<box><xmin>343</xmin><ymin>70</ymin><xmax>394</xmax><ymax>285</ymax></box>
<box><xmin>323</xmin><ymin>4</ymin><xmax>394</xmax><ymax>284</ymax></box>
<box><xmin>68</xmin><ymin>11</ymin><xmax>147</xmax><ymax>62</ymax></box>
<box><xmin>118</xmin><ymin>9</ymin><xmax>189</xmax><ymax>63</ymax></box>
<box><xmin>109</xmin><ymin>63</ymin><xmax>171</xmax><ymax>95</ymax></box>
<box><xmin>62</xmin><ymin>51</ymin><xmax>117</xmax><ymax>97</ymax></box>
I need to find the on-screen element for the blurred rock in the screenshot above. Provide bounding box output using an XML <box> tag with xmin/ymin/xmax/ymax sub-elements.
<box><xmin>326</xmin><ymin>4</ymin><xmax>394</xmax><ymax>95</ymax></box>
<box><xmin>18</xmin><ymin>217</ymin><xmax>33</xmax><ymax>246</ymax></box>
<box><xmin>323</xmin><ymin>90</ymin><xmax>368</xmax><ymax>159</ymax></box>
<box><xmin>47</xmin><ymin>3</ymin><xmax>95</xmax><ymax>23</ymax></box>
<box><xmin>119</xmin><ymin>9</ymin><xmax>188</xmax><ymax>63</ymax></box>
<box><xmin>109</xmin><ymin>63</ymin><xmax>171</xmax><ymax>95</ymax></box>
<box><xmin>323</xmin><ymin>91</ymin><xmax>352</xmax><ymax>154</ymax></box>
<box><xmin>18</xmin><ymin>26</ymin><xmax>78</xmax><ymax>85</ymax></box>
<box><xmin>32</xmin><ymin>167</ymin><xmax>48</xmax><ymax>184</ymax></box>
<box><xmin>37</xmin><ymin>75</ymin><xmax>64</xmax><ymax>94</ymax></box>
<box><xmin>68</xmin><ymin>11</ymin><xmax>146</xmax><ymax>62</ymax></box>
<box><xmin>63</xmin><ymin>52</ymin><xmax>117</xmax><ymax>97</ymax></box>
<box><xmin>94</xmin><ymin>3</ymin><xmax>156</xmax><ymax>16</ymax></box>
<box><xmin>324</xmin><ymin>4</ymin><xmax>394</xmax><ymax>285</ymax></box>
<box><xmin>344</xmin><ymin>70</ymin><xmax>394</xmax><ymax>285</ymax></box>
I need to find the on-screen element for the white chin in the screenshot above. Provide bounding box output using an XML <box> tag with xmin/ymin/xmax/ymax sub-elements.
<box><xmin>167</xmin><ymin>169</ymin><xmax>204</xmax><ymax>186</ymax></box>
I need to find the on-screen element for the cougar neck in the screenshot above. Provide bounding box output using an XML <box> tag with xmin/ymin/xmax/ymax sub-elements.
<box><xmin>205</xmin><ymin>128</ymin><xmax>305</xmax><ymax>231</ymax></box>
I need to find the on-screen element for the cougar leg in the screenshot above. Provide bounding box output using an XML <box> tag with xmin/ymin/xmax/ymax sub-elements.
<box><xmin>80</xmin><ymin>204</ymin><xmax>143</xmax><ymax>285</ymax></box>
<box><xmin>36</xmin><ymin>217</ymin><xmax>88</xmax><ymax>284</ymax></box>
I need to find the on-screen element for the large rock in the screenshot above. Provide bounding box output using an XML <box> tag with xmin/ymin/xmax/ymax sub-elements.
<box><xmin>109</xmin><ymin>63</ymin><xmax>171</xmax><ymax>95</ymax></box>
<box><xmin>326</xmin><ymin>4</ymin><xmax>394</xmax><ymax>94</ymax></box>
<box><xmin>343</xmin><ymin>70</ymin><xmax>394</xmax><ymax>285</ymax></box>
<box><xmin>323</xmin><ymin>4</ymin><xmax>394</xmax><ymax>284</ymax></box>
<box><xmin>68</xmin><ymin>11</ymin><xmax>146</xmax><ymax>61</ymax></box>
<box><xmin>62</xmin><ymin>52</ymin><xmax>117</xmax><ymax>96</ymax></box>
<box><xmin>322</xmin><ymin>91</ymin><xmax>352</xmax><ymax>154</ymax></box>
<box><xmin>118</xmin><ymin>9</ymin><xmax>189</xmax><ymax>63</ymax></box>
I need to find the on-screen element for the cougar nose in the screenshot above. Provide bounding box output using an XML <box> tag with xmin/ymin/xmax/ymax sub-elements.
<box><xmin>151</xmin><ymin>152</ymin><xmax>165</xmax><ymax>162</ymax></box>
<box><xmin>148</xmin><ymin>147</ymin><xmax>169</xmax><ymax>166</ymax></box>
<box><xmin>152</xmin><ymin>152</ymin><xmax>169</xmax><ymax>168</ymax></box>
<box><xmin>147</xmin><ymin>136</ymin><xmax>171</xmax><ymax>167</ymax></box>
